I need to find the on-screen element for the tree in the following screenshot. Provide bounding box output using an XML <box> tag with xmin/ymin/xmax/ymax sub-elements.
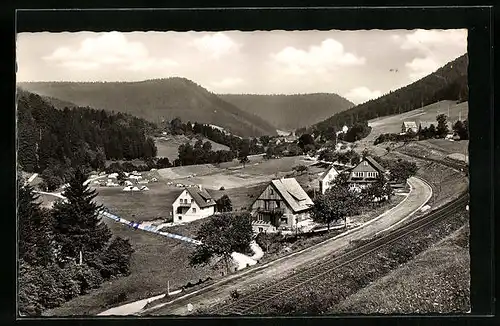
<box><xmin>259</xmin><ymin>135</ymin><xmax>271</xmax><ymax>147</ymax></box>
<box><xmin>311</xmin><ymin>175</ymin><xmax>358</xmax><ymax>230</ymax></box>
<box><xmin>298</xmin><ymin>134</ymin><xmax>315</xmax><ymax>151</ymax></box>
<box><xmin>18</xmin><ymin>181</ymin><xmax>54</xmax><ymax>267</ymax></box>
<box><xmin>52</xmin><ymin>168</ymin><xmax>112</xmax><ymax>264</ymax></box>
<box><xmin>216</xmin><ymin>195</ymin><xmax>233</xmax><ymax>213</ymax></box>
<box><xmin>293</xmin><ymin>165</ymin><xmax>308</xmax><ymax>175</ymax></box>
<box><xmin>319</xmin><ymin>149</ymin><xmax>337</xmax><ymax>162</ymax></box>
<box><xmin>117</xmin><ymin>171</ymin><xmax>127</xmax><ymax>185</ymax></box>
<box><xmin>453</xmin><ymin>120</ymin><xmax>469</xmax><ymax>140</ymax></box>
<box><xmin>96</xmin><ymin>237</ymin><xmax>134</xmax><ymax>279</ymax></box>
<box><xmin>361</xmin><ymin>175</ymin><xmax>393</xmax><ymax>205</ymax></box>
<box><xmin>189</xmin><ymin>213</ymin><xmax>253</xmax><ymax>274</ymax></box>
<box><xmin>436</xmin><ymin>114</ymin><xmax>449</xmax><ymax>138</ymax></box>
<box><xmin>239</xmin><ymin>155</ymin><xmax>249</xmax><ymax>168</ymax></box>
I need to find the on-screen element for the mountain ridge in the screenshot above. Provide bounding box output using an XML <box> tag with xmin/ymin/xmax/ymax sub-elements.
<box><xmin>312</xmin><ymin>54</ymin><xmax>468</xmax><ymax>136</ymax></box>
<box><xmin>18</xmin><ymin>77</ymin><xmax>278</xmax><ymax>137</ymax></box>
<box><xmin>219</xmin><ymin>92</ymin><xmax>354</xmax><ymax>132</ymax></box>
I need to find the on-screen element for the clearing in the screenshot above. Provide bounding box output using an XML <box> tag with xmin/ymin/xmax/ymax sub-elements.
<box><xmin>361</xmin><ymin>100</ymin><xmax>468</xmax><ymax>145</ymax></box>
<box><xmin>155</xmin><ymin>135</ymin><xmax>229</xmax><ymax>161</ymax></box>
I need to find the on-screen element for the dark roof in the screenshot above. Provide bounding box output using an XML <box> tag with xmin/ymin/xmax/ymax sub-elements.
<box><xmin>185</xmin><ymin>187</ymin><xmax>216</xmax><ymax>208</ymax></box>
<box><xmin>364</xmin><ymin>156</ymin><xmax>386</xmax><ymax>173</ymax></box>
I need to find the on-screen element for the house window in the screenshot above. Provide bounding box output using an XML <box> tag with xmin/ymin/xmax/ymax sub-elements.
<box><xmin>363</xmin><ymin>161</ymin><xmax>368</xmax><ymax>166</ymax></box>
<box><xmin>270</xmin><ymin>188</ymin><xmax>274</xmax><ymax>195</ymax></box>
<box><xmin>258</xmin><ymin>227</ymin><xmax>263</xmax><ymax>233</ymax></box>
<box><xmin>353</xmin><ymin>172</ymin><xmax>364</xmax><ymax>178</ymax></box>
<box><xmin>178</xmin><ymin>216</ymin><xmax>182</xmax><ymax>221</ymax></box>
<box><xmin>191</xmin><ymin>199</ymin><xmax>194</xmax><ymax>203</ymax></box>
<box><xmin>276</xmin><ymin>200</ymin><xmax>280</xmax><ymax>208</ymax></box>
<box><xmin>192</xmin><ymin>208</ymin><xmax>197</xmax><ymax>213</ymax></box>
<box><xmin>367</xmin><ymin>172</ymin><xmax>378</xmax><ymax>178</ymax></box>
<box><xmin>280</xmin><ymin>217</ymin><xmax>288</xmax><ymax>224</ymax></box>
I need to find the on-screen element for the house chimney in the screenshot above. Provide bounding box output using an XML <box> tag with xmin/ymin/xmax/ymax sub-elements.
<box><xmin>198</xmin><ymin>184</ymin><xmax>202</xmax><ymax>191</ymax></box>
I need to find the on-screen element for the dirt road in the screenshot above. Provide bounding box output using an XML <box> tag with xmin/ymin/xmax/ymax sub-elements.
<box><xmin>142</xmin><ymin>176</ymin><xmax>432</xmax><ymax>316</ymax></box>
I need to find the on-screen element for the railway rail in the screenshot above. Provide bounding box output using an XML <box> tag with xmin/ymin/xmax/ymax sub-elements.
<box><xmin>212</xmin><ymin>155</ymin><xmax>469</xmax><ymax>315</ymax></box>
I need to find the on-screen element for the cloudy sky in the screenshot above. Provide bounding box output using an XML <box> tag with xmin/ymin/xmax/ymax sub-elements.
<box><xmin>16</xmin><ymin>29</ymin><xmax>467</xmax><ymax>104</ymax></box>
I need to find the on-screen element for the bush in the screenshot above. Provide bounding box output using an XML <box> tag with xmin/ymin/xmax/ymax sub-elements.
<box><xmin>97</xmin><ymin>237</ymin><xmax>134</xmax><ymax>279</ymax></box>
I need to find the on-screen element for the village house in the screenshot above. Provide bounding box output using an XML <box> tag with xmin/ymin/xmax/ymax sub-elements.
<box><xmin>401</xmin><ymin>121</ymin><xmax>418</xmax><ymax>134</ymax></box>
<box><xmin>346</xmin><ymin>156</ymin><xmax>388</xmax><ymax>192</ymax></box>
<box><xmin>318</xmin><ymin>165</ymin><xmax>340</xmax><ymax>194</ymax></box>
<box><xmin>172</xmin><ymin>185</ymin><xmax>216</xmax><ymax>224</ymax></box>
<box><xmin>250</xmin><ymin>178</ymin><xmax>314</xmax><ymax>233</ymax></box>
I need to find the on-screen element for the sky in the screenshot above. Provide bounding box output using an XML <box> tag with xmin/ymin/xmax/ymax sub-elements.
<box><xmin>16</xmin><ymin>29</ymin><xmax>467</xmax><ymax>104</ymax></box>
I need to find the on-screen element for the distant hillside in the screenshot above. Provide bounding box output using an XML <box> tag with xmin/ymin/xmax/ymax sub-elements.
<box><xmin>220</xmin><ymin>93</ymin><xmax>354</xmax><ymax>132</ymax></box>
<box><xmin>17</xmin><ymin>90</ymin><xmax>157</xmax><ymax>178</ymax></box>
<box><xmin>312</xmin><ymin>54</ymin><xmax>468</xmax><ymax>136</ymax></box>
<box><xmin>18</xmin><ymin>78</ymin><xmax>278</xmax><ymax>137</ymax></box>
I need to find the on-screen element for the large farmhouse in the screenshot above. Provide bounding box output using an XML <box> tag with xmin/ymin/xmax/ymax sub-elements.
<box><xmin>172</xmin><ymin>186</ymin><xmax>216</xmax><ymax>224</ymax></box>
<box><xmin>318</xmin><ymin>165</ymin><xmax>339</xmax><ymax>194</ymax></box>
<box><xmin>250</xmin><ymin>178</ymin><xmax>314</xmax><ymax>233</ymax></box>
<box><xmin>347</xmin><ymin>156</ymin><xmax>387</xmax><ymax>191</ymax></box>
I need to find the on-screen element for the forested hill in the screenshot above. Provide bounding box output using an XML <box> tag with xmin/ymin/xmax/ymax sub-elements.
<box><xmin>220</xmin><ymin>93</ymin><xmax>354</xmax><ymax>132</ymax></box>
<box><xmin>17</xmin><ymin>89</ymin><xmax>157</xmax><ymax>177</ymax></box>
<box><xmin>18</xmin><ymin>77</ymin><xmax>278</xmax><ymax>137</ymax></box>
<box><xmin>312</xmin><ymin>54</ymin><xmax>468</xmax><ymax>136</ymax></box>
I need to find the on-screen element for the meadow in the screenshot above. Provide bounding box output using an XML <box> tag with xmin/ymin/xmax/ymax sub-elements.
<box><xmin>155</xmin><ymin>135</ymin><xmax>229</xmax><ymax>161</ymax></box>
<box><xmin>363</xmin><ymin>100</ymin><xmax>469</xmax><ymax>144</ymax></box>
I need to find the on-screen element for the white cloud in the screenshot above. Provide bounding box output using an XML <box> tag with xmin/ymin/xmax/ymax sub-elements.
<box><xmin>399</xmin><ymin>29</ymin><xmax>467</xmax><ymax>55</ymax></box>
<box><xmin>271</xmin><ymin>38</ymin><xmax>366</xmax><ymax>75</ymax></box>
<box><xmin>191</xmin><ymin>33</ymin><xmax>241</xmax><ymax>59</ymax></box>
<box><xmin>395</xmin><ymin>29</ymin><xmax>467</xmax><ymax>82</ymax></box>
<box><xmin>345</xmin><ymin>87</ymin><xmax>382</xmax><ymax>104</ymax></box>
<box><xmin>43</xmin><ymin>32</ymin><xmax>178</xmax><ymax>71</ymax></box>
<box><xmin>405</xmin><ymin>57</ymin><xmax>441</xmax><ymax>81</ymax></box>
<box><xmin>210</xmin><ymin>77</ymin><xmax>245</xmax><ymax>90</ymax></box>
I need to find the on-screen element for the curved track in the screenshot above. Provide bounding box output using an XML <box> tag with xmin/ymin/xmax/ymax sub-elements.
<box><xmin>213</xmin><ymin>156</ymin><xmax>468</xmax><ymax>315</ymax></box>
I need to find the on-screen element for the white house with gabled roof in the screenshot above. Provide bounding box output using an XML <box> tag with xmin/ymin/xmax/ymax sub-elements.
<box><xmin>318</xmin><ymin>165</ymin><xmax>340</xmax><ymax>194</ymax></box>
<box><xmin>172</xmin><ymin>185</ymin><xmax>216</xmax><ymax>223</ymax></box>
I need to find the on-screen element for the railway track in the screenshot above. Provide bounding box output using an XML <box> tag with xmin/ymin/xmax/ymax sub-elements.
<box><xmin>212</xmin><ymin>156</ymin><xmax>469</xmax><ymax>315</ymax></box>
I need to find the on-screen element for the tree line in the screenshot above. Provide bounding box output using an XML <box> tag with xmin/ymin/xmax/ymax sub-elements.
<box><xmin>18</xmin><ymin>169</ymin><xmax>133</xmax><ymax>315</ymax></box>
<box><xmin>167</xmin><ymin>118</ymin><xmax>265</xmax><ymax>155</ymax></box>
<box><xmin>17</xmin><ymin>91</ymin><xmax>158</xmax><ymax>190</ymax></box>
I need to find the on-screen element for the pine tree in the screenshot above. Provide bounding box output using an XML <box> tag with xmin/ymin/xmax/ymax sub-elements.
<box><xmin>18</xmin><ymin>180</ymin><xmax>54</xmax><ymax>266</ymax></box>
<box><xmin>52</xmin><ymin>169</ymin><xmax>111</xmax><ymax>263</ymax></box>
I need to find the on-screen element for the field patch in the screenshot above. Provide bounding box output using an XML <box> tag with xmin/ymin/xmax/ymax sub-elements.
<box><xmin>94</xmin><ymin>183</ymin><xmax>182</xmax><ymax>222</ymax></box>
<box><xmin>155</xmin><ymin>135</ymin><xmax>229</xmax><ymax>161</ymax></box>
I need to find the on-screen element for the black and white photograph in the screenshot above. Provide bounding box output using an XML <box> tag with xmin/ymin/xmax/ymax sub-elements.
<box><xmin>16</xmin><ymin>21</ymin><xmax>473</xmax><ymax>317</ymax></box>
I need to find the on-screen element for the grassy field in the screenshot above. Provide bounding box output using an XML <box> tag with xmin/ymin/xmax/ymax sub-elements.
<box><xmin>335</xmin><ymin>222</ymin><xmax>470</xmax><ymax>314</ymax></box>
<box><xmin>155</xmin><ymin>135</ymin><xmax>229</xmax><ymax>161</ymax></box>
<box><xmin>94</xmin><ymin>182</ymin><xmax>182</xmax><ymax>222</ymax></box>
<box><xmin>44</xmin><ymin>218</ymin><xmax>223</xmax><ymax>316</ymax></box>
<box><xmin>157</xmin><ymin>155</ymin><xmax>318</xmax><ymax>190</ymax></box>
